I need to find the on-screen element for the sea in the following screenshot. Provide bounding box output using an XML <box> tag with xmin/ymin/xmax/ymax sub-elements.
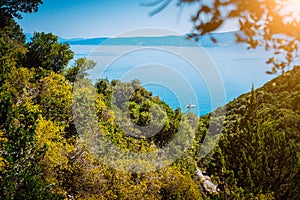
<box><xmin>69</xmin><ymin>44</ymin><xmax>299</xmax><ymax>116</ymax></box>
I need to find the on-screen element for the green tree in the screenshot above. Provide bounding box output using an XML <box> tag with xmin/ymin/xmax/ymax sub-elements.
<box><xmin>24</xmin><ymin>32</ymin><xmax>74</xmax><ymax>73</ymax></box>
<box><xmin>35</xmin><ymin>117</ymin><xmax>74</xmax><ymax>198</ymax></box>
<box><xmin>0</xmin><ymin>13</ymin><xmax>26</xmax><ymax>86</ymax></box>
<box><xmin>65</xmin><ymin>58</ymin><xmax>96</xmax><ymax>82</ymax></box>
<box><xmin>0</xmin><ymin>0</ymin><xmax>43</xmax><ymax>19</ymax></box>
<box><xmin>0</xmin><ymin>0</ymin><xmax>42</xmax><ymax>83</ymax></box>
<box><xmin>204</xmin><ymin>71</ymin><xmax>300</xmax><ymax>199</ymax></box>
<box><xmin>95</xmin><ymin>78</ymin><xmax>113</xmax><ymax>107</ymax></box>
<box><xmin>0</xmin><ymin>11</ymin><xmax>25</xmax><ymax>44</ymax></box>
<box><xmin>38</xmin><ymin>71</ymin><xmax>72</xmax><ymax>123</ymax></box>
<box><xmin>0</xmin><ymin>67</ymin><xmax>61</xmax><ymax>199</ymax></box>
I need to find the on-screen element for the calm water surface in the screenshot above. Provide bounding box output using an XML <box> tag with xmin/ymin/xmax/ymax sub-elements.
<box><xmin>70</xmin><ymin>45</ymin><xmax>297</xmax><ymax>115</ymax></box>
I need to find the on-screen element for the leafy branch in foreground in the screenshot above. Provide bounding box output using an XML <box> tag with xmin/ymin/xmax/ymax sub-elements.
<box><xmin>143</xmin><ymin>0</ymin><xmax>300</xmax><ymax>74</ymax></box>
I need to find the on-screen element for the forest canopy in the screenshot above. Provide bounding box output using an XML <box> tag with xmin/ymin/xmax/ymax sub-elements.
<box><xmin>0</xmin><ymin>0</ymin><xmax>299</xmax><ymax>199</ymax></box>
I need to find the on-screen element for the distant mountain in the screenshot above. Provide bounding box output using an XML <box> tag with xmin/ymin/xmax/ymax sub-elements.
<box><xmin>59</xmin><ymin>37</ymin><xmax>108</xmax><ymax>45</ymax></box>
<box><xmin>25</xmin><ymin>31</ymin><xmax>241</xmax><ymax>47</ymax></box>
<box><xmin>197</xmin><ymin>31</ymin><xmax>240</xmax><ymax>47</ymax></box>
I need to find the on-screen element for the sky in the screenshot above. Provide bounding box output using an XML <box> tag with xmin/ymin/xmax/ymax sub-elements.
<box><xmin>17</xmin><ymin>0</ymin><xmax>239</xmax><ymax>38</ymax></box>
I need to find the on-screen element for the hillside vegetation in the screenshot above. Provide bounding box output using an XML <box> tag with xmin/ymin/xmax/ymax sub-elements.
<box><xmin>1</xmin><ymin>2</ymin><xmax>299</xmax><ymax>199</ymax></box>
<box><xmin>195</xmin><ymin>66</ymin><xmax>300</xmax><ymax>199</ymax></box>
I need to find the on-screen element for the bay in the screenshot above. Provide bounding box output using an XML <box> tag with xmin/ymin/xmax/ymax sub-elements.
<box><xmin>69</xmin><ymin>44</ymin><xmax>298</xmax><ymax>115</ymax></box>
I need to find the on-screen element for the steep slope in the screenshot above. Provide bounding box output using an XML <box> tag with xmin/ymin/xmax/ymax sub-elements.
<box><xmin>196</xmin><ymin>66</ymin><xmax>300</xmax><ymax>199</ymax></box>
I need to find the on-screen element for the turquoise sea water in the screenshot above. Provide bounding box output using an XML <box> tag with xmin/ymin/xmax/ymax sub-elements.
<box><xmin>70</xmin><ymin>44</ymin><xmax>298</xmax><ymax>115</ymax></box>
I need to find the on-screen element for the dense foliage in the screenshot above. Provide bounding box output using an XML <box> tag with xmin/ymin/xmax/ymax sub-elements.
<box><xmin>0</xmin><ymin>1</ymin><xmax>299</xmax><ymax>199</ymax></box>
<box><xmin>0</xmin><ymin>0</ymin><xmax>42</xmax><ymax>18</ymax></box>
<box><xmin>24</xmin><ymin>32</ymin><xmax>74</xmax><ymax>73</ymax></box>
<box><xmin>195</xmin><ymin>66</ymin><xmax>300</xmax><ymax>199</ymax></box>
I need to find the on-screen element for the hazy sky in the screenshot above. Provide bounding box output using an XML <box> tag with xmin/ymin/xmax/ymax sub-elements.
<box><xmin>17</xmin><ymin>0</ymin><xmax>238</xmax><ymax>38</ymax></box>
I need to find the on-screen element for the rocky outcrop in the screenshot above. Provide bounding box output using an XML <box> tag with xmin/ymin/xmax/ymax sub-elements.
<box><xmin>196</xmin><ymin>168</ymin><xmax>219</xmax><ymax>194</ymax></box>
